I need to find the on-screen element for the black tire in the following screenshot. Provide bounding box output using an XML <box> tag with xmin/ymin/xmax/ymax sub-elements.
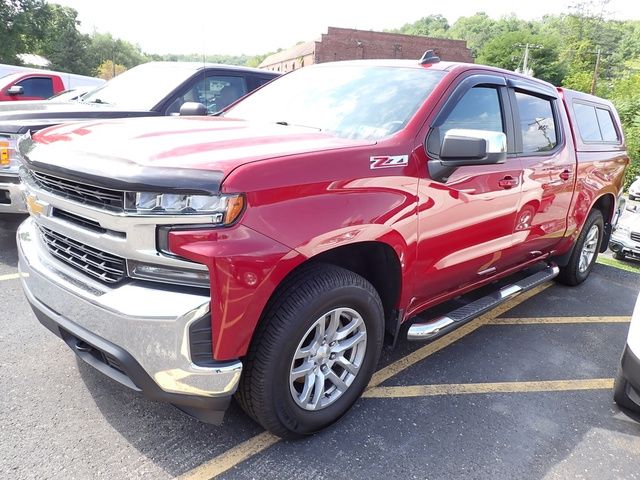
<box><xmin>556</xmin><ymin>209</ymin><xmax>604</xmax><ymax>286</ymax></box>
<box><xmin>614</xmin><ymin>367</ymin><xmax>640</xmax><ymax>412</ymax></box>
<box><xmin>612</xmin><ymin>250</ymin><xmax>626</xmax><ymax>261</ymax></box>
<box><xmin>236</xmin><ymin>264</ymin><xmax>385</xmax><ymax>438</ymax></box>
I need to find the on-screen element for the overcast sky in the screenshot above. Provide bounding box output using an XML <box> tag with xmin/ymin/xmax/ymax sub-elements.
<box><xmin>54</xmin><ymin>0</ymin><xmax>640</xmax><ymax>56</ymax></box>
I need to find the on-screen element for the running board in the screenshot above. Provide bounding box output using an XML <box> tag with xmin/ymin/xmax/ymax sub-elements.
<box><xmin>407</xmin><ymin>264</ymin><xmax>559</xmax><ymax>341</ymax></box>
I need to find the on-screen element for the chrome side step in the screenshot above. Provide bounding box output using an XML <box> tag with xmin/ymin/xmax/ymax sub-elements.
<box><xmin>407</xmin><ymin>264</ymin><xmax>559</xmax><ymax>341</ymax></box>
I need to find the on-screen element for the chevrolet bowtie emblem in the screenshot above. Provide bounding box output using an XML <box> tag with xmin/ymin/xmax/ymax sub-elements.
<box><xmin>26</xmin><ymin>194</ymin><xmax>46</xmax><ymax>217</ymax></box>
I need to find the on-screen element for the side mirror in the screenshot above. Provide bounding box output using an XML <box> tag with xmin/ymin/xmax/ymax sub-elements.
<box><xmin>179</xmin><ymin>102</ymin><xmax>207</xmax><ymax>116</ymax></box>
<box><xmin>429</xmin><ymin>129</ymin><xmax>507</xmax><ymax>182</ymax></box>
<box><xmin>7</xmin><ymin>85</ymin><xmax>24</xmax><ymax>96</ymax></box>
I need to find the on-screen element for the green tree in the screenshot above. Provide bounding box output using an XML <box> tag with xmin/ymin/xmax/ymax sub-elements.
<box><xmin>0</xmin><ymin>0</ymin><xmax>47</xmax><ymax>64</ymax></box>
<box><xmin>476</xmin><ymin>31</ymin><xmax>564</xmax><ymax>84</ymax></box>
<box><xmin>448</xmin><ymin>13</ymin><xmax>499</xmax><ymax>57</ymax></box>
<box><xmin>389</xmin><ymin>14</ymin><xmax>450</xmax><ymax>37</ymax></box>
<box><xmin>32</xmin><ymin>4</ymin><xmax>92</xmax><ymax>75</ymax></box>
<box><xmin>86</xmin><ymin>32</ymin><xmax>148</xmax><ymax>73</ymax></box>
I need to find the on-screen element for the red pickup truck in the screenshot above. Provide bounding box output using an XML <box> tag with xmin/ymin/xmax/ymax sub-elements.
<box><xmin>0</xmin><ymin>70</ymin><xmax>104</xmax><ymax>102</ymax></box>
<box><xmin>16</xmin><ymin>56</ymin><xmax>628</xmax><ymax>438</ymax></box>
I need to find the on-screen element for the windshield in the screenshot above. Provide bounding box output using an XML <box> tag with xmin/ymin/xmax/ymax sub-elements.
<box><xmin>226</xmin><ymin>64</ymin><xmax>445</xmax><ymax>140</ymax></box>
<box><xmin>82</xmin><ymin>62</ymin><xmax>198</xmax><ymax>110</ymax></box>
<box><xmin>0</xmin><ymin>72</ymin><xmax>24</xmax><ymax>88</ymax></box>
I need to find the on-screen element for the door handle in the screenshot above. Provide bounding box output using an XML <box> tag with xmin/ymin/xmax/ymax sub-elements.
<box><xmin>559</xmin><ymin>169</ymin><xmax>572</xmax><ymax>181</ymax></box>
<box><xmin>498</xmin><ymin>176</ymin><xmax>519</xmax><ymax>189</ymax></box>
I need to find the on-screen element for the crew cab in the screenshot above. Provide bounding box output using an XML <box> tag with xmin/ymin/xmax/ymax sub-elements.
<box><xmin>0</xmin><ymin>70</ymin><xmax>104</xmax><ymax>102</ymax></box>
<box><xmin>16</xmin><ymin>57</ymin><xmax>628</xmax><ymax>438</ymax></box>
<box><xmin>0</xmin><ymin>62</ymin><xmax>279</xmax><ymax>213</ymax></box>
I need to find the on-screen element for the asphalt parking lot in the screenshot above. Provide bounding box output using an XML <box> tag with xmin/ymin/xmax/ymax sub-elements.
<box><xmin>2</xmin><ymin>212</ymin><xmax>640</xmax><ymax>480</ymax></box>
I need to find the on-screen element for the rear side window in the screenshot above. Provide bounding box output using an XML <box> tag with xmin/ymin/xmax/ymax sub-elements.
<box><xmin>515</xmin><ymin>92</ymin><xmax>557</xmax><ymax>153</ymax></box>
<box><xmin>596</xmin><ymin>108</ymin><xmax>619</xmax><ymax>142</ymax></box>
<box><xmin>17</xmin><ymin>77</ymin><xmax>54</xmax><ymax>98</ymax></box>
<box><xmin>573</xmin><ymin>102</ymin><xmax>620</xmax><ymax>143</ymax></box>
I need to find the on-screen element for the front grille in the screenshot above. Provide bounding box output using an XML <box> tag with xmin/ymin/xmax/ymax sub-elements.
<box><xmin>31</xmin><ymin>170</ymin><xmax>125</xmax><ymax>211</ymax></box>
<box><xmin>631</xmin><ymin>232</ymin><xmax>640</xmax><ymax>243</ymax></box>
<box><xmin>38</xmin><ymin>225</ymin><xmax>126</xmax><ymax>284</ymax></box>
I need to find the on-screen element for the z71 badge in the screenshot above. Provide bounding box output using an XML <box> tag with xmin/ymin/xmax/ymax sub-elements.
<box><xmin>369</xmin><ymin>155</ymin><xmax>409</xmax><ymax>169</ymax></box>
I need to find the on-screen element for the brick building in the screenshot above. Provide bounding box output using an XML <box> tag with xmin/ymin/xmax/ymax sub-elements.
<box><xmin>259</xmin><ymin>27</ymin><xmax>473</xmax><ymax>72</ymax></box>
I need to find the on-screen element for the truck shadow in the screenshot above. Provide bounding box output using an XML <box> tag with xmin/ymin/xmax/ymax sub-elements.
<box><xmin>75</xmin><ymin>262</ymin><xmax>640</xmax><ymax>479</ymax></box>
<box><xmin>75</xmin><ymin>358</ymin><xmax>263</xmax><ymax>477</ymax></box>
<box><xmin>0</xmin><ymin>213</ymin><xmax>27</xmax><ymax>268</ymax></box>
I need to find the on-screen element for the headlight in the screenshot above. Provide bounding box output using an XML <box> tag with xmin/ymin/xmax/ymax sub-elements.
<box><xmin>124</xmin><ymin>192</ymin><xmax>245</xmax><ymax>224</ymax></box>
<box><xmin>0</xmin><ymin>134</ymin><xmax>20</xmax><ymax>171</ymax></box>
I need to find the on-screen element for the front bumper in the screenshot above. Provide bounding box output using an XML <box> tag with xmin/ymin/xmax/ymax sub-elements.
<box><xmin>0</xmin><ymin>173</ymin><xmax>26</xmax><ymax>213</ymax></box>
<box><xmin>610</xmin><ymin>231</ymin><xmax>640</xmax><ymax>260</ymax></box>
<box><xmin>620</xmin><ymin>346</ymin><xmax>640</xmax><ymax>408</ymax></box>
<box><xmin>18</xmin><ymin>216</ymin><xmax>242</xmax><ymax>423</ymax></box>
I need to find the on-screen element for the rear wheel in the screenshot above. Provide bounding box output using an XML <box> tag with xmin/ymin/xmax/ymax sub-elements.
<box><xmin>556</xmin><ymin>210</ymin><xmax>603</xmax><ymax>286</ymax></box>
<box><xmin>236</xmin><ymin>264</ymin><xmax>385</xmax><ymax>438</ymax></box>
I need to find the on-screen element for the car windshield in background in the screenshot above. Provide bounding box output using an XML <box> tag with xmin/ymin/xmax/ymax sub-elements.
<box><xmin>226</xmin><ymin>65</ymin><xmax>446</xmax><ymax>140</ymax></box>
<box><xmin>81</xmin><ymin>63</ymin><xmax>196</xmax><ymax>110</ymax></box>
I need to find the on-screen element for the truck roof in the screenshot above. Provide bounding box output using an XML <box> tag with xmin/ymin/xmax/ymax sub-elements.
<box><xmin>312</xmin><ymin>59</ymin><xmax>558</xmax><ymax>91</ymax></box>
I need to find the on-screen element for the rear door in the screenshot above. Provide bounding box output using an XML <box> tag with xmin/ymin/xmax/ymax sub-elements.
<box><xmin>413</xmin><ymin>73</ymin><xmax>524</xmax><ymax>303</ymax></box>
<box><xmin>506</xmin><ymin>80</ymin><xmax>576</xmax><ymax>262</ymax></box>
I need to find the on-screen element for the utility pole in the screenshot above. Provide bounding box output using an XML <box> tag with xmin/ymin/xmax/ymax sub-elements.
<box><xmin>590</xmin><ymin>47</ymin><xmax>602</xmax><ymax>95</ymax></box>
<box><xmin>514</xmin><ymin>43</ymin><xmax>540</xmax><ymax>76</ymax></box>
<box><xmin>522</xmin><ymin>43</ymin><xmax>530</xmax><ymax>74</ymax></box>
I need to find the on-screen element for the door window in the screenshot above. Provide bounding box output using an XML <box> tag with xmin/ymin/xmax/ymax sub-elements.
<box><xmin>17</xmin><ymin>77</ymin><xmax>54</xmax><ymax>98</ymax></box>
<box><xmin>515</xmin><ymin>92</ymin><xmax>557</xmax><ymax>153</ymax></box>
<box><xmin>439</xmin><ymin>86</ymin><xmax>504</xmax><ymax>139</ymax></box>
<box><xmin>166</xmin><ymin>75</ymin><xmax>247</xmax><ymax>115</ymax></box>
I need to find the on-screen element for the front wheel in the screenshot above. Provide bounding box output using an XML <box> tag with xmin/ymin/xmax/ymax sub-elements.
<box><xmin>236</xmin><ymin>264</ymin><xmax>385</xmax><ymax>438</ymax></box>
<box><xmin>556</xmin><ymin>210</ymin><xmax>603</xmax><ymax>286</ymax></box>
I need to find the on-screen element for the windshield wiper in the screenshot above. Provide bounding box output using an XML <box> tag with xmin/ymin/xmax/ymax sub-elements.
<box><xmin>274</xmin><ymin>121</ymin><xmax>321</xmax><ymax>131</ymax></box>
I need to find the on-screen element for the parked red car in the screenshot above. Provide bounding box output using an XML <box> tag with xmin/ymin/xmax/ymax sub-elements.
<box><xmin>16</xmin><ymin>55</ymin><xmax>628</xmax><ymax>438</ymax></box>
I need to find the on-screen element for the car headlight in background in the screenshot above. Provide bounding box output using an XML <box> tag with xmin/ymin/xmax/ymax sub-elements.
<box><xmin>124</xmin><ymin>192</ymin><xmax>245</xmax><ymax>224</ymax></box>
<box><xmin>0</xmin><ymin>134</ymin><xmax>20</xmax><ymax>171</ymax></box>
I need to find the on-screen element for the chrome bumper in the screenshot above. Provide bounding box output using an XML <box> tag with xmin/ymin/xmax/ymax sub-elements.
<box><xmin>610</xmin><ymin>232</ymin><xmax>640</xmax><ymax>256</ymax></box>
<box><xmin>0</xmin><ymin>175</ymin><xmax>26</xmax><ymax>213</ymax></box>
<box><xmin>18</xmin><ymin>217</ymin><xmax>242</xmax><ymax>400</ymax></box>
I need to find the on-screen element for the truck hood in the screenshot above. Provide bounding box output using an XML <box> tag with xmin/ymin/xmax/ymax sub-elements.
<box><xmin>0</xmin><ymin>101</ymin><xmax>156</xmax><ymax>134</ymax></box>
<box><xmin>21</xmin><ymin>116</ymin><xmax>375</xmax><ymax>193</ymax></box>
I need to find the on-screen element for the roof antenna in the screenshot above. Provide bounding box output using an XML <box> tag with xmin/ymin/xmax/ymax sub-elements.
<box><xmin>420</xmin><ymin>50</ymin><xmax>440</xmax><ymax>65</ymax></box>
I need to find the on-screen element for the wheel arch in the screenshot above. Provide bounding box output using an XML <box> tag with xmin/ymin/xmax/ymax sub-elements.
<box><xmin>259</xmin><ymin>239</ymin><xmax>407</xmax><ymax>348</ymax></box>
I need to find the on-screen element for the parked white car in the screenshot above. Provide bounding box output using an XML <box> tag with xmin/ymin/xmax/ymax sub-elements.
<box><xmin>610</xmin><ymin>204</ymin><xmax>640</xmax><ymax>261</ymax></box>
<box><xmin>614</xmin><ymin>292</ymin><xmax>640</xmax><ymax>412</ymax></box>
<box><xmin>629</xmin><ymin>176</ymin><xmax>640</xmax><ymax>201</ymax></box>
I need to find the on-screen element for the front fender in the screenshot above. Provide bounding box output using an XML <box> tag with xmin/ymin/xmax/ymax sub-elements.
<box><xmin>167</xmin><ymin>225</ymin><xmax>307</xmax><ymax>361</ymax></box>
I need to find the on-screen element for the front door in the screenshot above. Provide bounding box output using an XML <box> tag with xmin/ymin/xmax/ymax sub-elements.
<box><xmin>412</xmin><ymin>74</ymin><xmax>524</xmax><ymax>308</ymax></box>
